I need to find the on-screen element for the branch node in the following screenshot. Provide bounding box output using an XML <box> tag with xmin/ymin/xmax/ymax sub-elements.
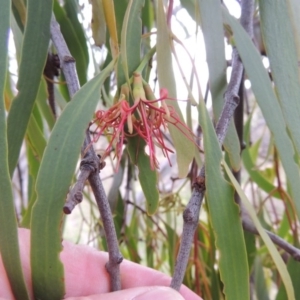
<box><xmin>63</xmin><ymin>55</ymin><xmax>75</xmax><ymax>63</ymax></box>
<box><xmin>80</xmin><ymin>157</ymin><xmax>98</xmax><ymax>173</ymax></box>
<box><xmin>192</xmin><ymin>176</ymin><xmax>205</xmax><ymax>191</ymax></box>
<box><xmin>183</xmin><ymin>208</ymin><xmax>194</xmax><ymax>223</ymax></box>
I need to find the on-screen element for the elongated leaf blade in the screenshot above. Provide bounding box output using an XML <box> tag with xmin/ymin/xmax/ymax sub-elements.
<box><xmin>198</xmin><ymin>100</ymin><xmax>249</xmax><ymax>300</ymax></box>
<box><xmin>259</xmin><ymin>1</ymin><xmax>300</xmax><ymax>157</ymax></box>
<box><xmin>30</xmin><ymin>61</ymin><xmax>114</xmax><ymax>299</ymax></box>
<box><xmin>127</xmin><ymin>137</ymin><xmax>159</xmax><ymax>215</ymax></box>
<box><xmin>198</xmin><ymin>0</ymin><xmax>240</xmax><ymax>171</ymax></box>
<box><xmin>156</xmin><ymin>0</ymin><xmax>194</xmax><ymax>178</ymax></box>
<box><xmin>120</xmin><ymin>0</ymin><xmax>144</xmax><ymax>82</ymax></box>
<box><xmin>286</xmin><ymin>0</ymin><xmax>300</xmax><ymax>79</ymax></box>
<box><xmin>223</xmin><ymin>10</ymin><xmax>300</xmax><ymax>222</ymax></box>
<box><xmin>243</xmin><ymin>115</ymin><xmax>280</xmax><ymax>198</ymax></box>
<box><xmin>0</xmin><ymin>1</ymin><xmax>30</xmax><ymax>299</ymax></box>
<box><xmin>223</xmin><ymin>161</ymin><xmax>295</xmax><ymax>300</ymax></box>
<box><xmin>63</xmin><ymin>0</ymin><xmax>89</xmax><ymax>85</ymax></box>
<box><xmin>7</xmin><ymin>0</ymin><xmax>53</xmax><ymax>175</ymax></box>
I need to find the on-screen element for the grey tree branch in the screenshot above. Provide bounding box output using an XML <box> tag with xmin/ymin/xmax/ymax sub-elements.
<box><xmin>50</xmin><ymin>15</ymin><xmax>122</xmax><ymax>291</ymax></box>
<box><xmin>242</xmin><ymin>215</ymin><xmax>300</xmax><ymax>261</ymax></box>
<box><xmin>171</xmin><ymin>0</ymin><xmax>254</xmax><ymax>290</ymax></box>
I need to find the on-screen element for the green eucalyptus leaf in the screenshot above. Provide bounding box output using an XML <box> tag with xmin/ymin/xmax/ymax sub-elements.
<box><xmin>223</xmin><ymin>9</ymin><xmax>300</xmax><ymax>222</ymax></box>
<box><xmin>120</xmin><ymin>0</ymin><xmax>144</xmax><ymax>84</ymax></box>
<box><xmin>198</xmin><ymin>99</ymin><xmax>249</xmax><ymax>299</ymax></box>
<box><xmin>259</xmin><ymin>0</ymin><xmax>300</xmax><ymax>157</ymax></box>
<box><xmin>253</xmin><ymin>257</ymin><xmax>270</xmax><ymax>300</ymax></box>
<box><xmin>7</xmin><ymin>0</ymin><xmax>53</xmax><ymax>176</ymax></box>
<box><xmin>276</xmin><ymin>257</ymin><xmax>300</xmax><ymax>300</ymax></box>
<box><xmin>30</xmin><ymin>60</ymin><xmax>114</xmax><ymax>299</ymax></box>
<box><xmin>243</xmin><ymin>115</ymin><xmax>280</xmax><ymax>199</ymax></box>
<box><xmin>127</xmin><ymin>136</ymin><xmax>159</xmax><ymax>215</ymax></box>
<box><xmin>224</xmin><ymin>161</ymin><xmax>295</xmax><ymax>300</ymax></box>
<box><xmin>198</xmin><ymin>0</ymin><xmax>240</xmax><ymax>171</ymax></box>
<box><xmin>0</xmin><ymin>1</ymin><xmax>30</xmax><ymax>299</ymax></box>
<box><xmin>288</xmin><ymin>0</ymin><xmax>300</xmax><ymax>75</ymax></box>
<box><xmin>156</xmin><ymin>0</ymin><xmax>194</xmax><ymax>178</ymax></box>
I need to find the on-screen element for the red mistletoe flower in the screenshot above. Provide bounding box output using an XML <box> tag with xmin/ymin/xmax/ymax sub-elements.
<box><xmin>91</xmin><ymin>73</ymin><xmax>196</xmax><ymax>170</ymax></box>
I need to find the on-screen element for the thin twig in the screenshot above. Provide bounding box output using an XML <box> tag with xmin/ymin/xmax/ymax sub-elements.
<box><xmin>50</xmin><ymin>15</ymin><xmax>122</xmax><ymax>291</ymax></box>
<box><xmin>63</xmin><ymin>158</ymin><xmax>100</xmax><ymax>214</ymax></box>
<box><xmin>126</xmin><ymin>200</ymin><xmax>168</xmax><ymax>240</ymax></box>
<box><xmin>242</xmin><ymin>217</ymin><xmax>300</xmax><ymax>261</ymax></box>
<box><xmin>171</xmin><ymin>0</ymin><xmax>253</xmax><ymax>290</ymax></box>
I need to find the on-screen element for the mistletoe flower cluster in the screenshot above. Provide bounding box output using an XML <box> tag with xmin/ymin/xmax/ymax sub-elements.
<box><xmin>91</xmin><ymin>72</ymin><xmax>195</xmax><ymax>170</ymax></box>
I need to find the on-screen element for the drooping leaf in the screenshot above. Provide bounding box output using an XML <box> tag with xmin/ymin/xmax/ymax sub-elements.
<box><xmin>288</xmin><ymin>0</ymin><xmax>300</xmax><ymax>77</ymax></box>
<box><xmin>223</xmin><ymin>161</ymin><xmax>295</xmax><ymax>300</ymax></box>
<box><xmin>198</xmin><ymin>0</ymin><xmax>240</xmax><ymax>171</ymax></box>
<box><xmin>156</xmin><ymin>0</ymin><xmax>194</xmax><ymax>178</ymax></box>
<box><xmin>0</xmin><ymin>1</ymin><xmax>30</xmax><ymax>299</ymax></box>
<box><xmin>7</xmin><ymin>0</ymin><xmax>53</xmax><ymax>175</ymax></box>
<box><xmin>30</xmin><ymin>60</ymin><xmax>115</xmax><ymax>299</ymax></box>
<box><xmin>223</xmin><ymin>9</ymin><xmax>300</xmax><ymax>222</ymax></box>
<box><xmin>259</xmin><ymin>0</ymin><xmax>300</xmax><ymax>157</ymax></box>
<box><xmin>142</xmin><ymin>0</ymin><xmax>154</xmax><ymax>31</ymax></box>
<box><xmin>276</xmin><ymin>257</ymin><xmax>300</xmax><ymax>300</ymax></box>
<box><xmin>103</xmin><ymin>0</ymin><xmax>120</xmax><ymax>58</ymax></box>
<box><xmin>253</xmin><ymin>256</ymin><xmax>270</xmax><ymax>300</ymax></box>
<box><xmin>198</xmin><ymin>99</ymin><xmax>249</xmax><ymax>299</ymax></box>
<box><xmin>120</xmin><ymin>0</ymin><xmax>144</xmax><ymax>84</ymax></box>
<box><xmin>243</xmin><ymin>115</ymin><xmax>280</xmax><ymax>199</ymax></box>
<box><xmin>127</xmin><ymin>136</ymin><xmax>159</xmax><ymax>215</ymax></box>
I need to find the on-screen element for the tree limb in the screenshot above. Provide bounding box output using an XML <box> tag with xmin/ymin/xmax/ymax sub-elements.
<box><xmin>242</xmin><ymin>216</ymin><xmax>300</xmax><ymax>261</ymax></box>
<box><xmin>171</xmin><ymin>0</ymin><xmax>254</xmax><ymax>290</ymax></box>
<box><xmin>50</xmin><ymin>15</ymin><xmax>122</xmax><ymax>291</ymax></box>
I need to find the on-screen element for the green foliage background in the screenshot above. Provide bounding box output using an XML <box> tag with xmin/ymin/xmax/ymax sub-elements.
<box><xmin>1</xmin><ymin>0</ymin><xmax>300</xmax><ymax>299</ymax></box>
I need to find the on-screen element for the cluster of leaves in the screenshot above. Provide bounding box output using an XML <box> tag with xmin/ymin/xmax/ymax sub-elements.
<box><xmin>1</xmin><ymin>0</ymin><xmax>300</xmax><ymax>299</ymax></box>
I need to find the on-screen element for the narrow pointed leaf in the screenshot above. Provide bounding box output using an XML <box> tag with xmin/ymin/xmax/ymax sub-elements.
<box><xmin>223</xmin><ymin>161</ymin><xmax>295</xmax><ymax>300</ymax></box>
<box><xmin>156</xmin><ymin>0</ymin><xmax>194</xmax><ymax>178</ymax></box>
<box><xmin>127</xmin><ymin>137</ymin><xmax>159</xmax><ymax>215</ymax></box>
<box><xmin>7</xmin><ymin>0</ymin><xmax>53</xmax><ymax>175</ymax></box>
<box><xmin>223</xmin><ymin>10</ymin><xmax>300</xmax><ymax>222</ymax></box>
<box><xmin>198</xmin><ymin>100</ymin><xmax>249</xmax><ymax>299</ymax></box>
<box><xmin>30</xmin><ymin>60</ymin><xmax>114</xmax><ymax>299</ymax></box>
<box><xmin>0</xmin><ymin>1</ymin><xmax>30</xmax><ymax>299</ymax></box>
<box><xmin>287</xmin><ymin>0</ymin><xmax>300</xmax><ymax>80</ymax></box>
<box><xmin>198</xmin><ymin>0</ymin><xmax>240</xmax><ymax>171</ymax></box>
<box><xmin>243</xmin><ymin>115</ymin><xmax>280</xmax><ymax>199</ymax></box>
<box><xmin>259</xmin><ymin>0</ymin><xmax>300</xmax><ymax>157</ymax></box>
<box><xmin>120</xmin><ymin>0</ymin><xmax>144</xmax><ymax>83</ymax></box>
